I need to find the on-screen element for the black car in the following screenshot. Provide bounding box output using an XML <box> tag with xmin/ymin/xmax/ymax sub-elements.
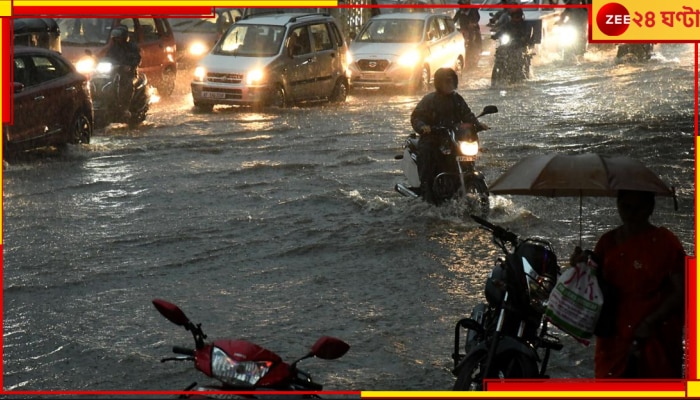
<box><xmin>4</xmin><ymin>46</ymin><xmax>93</xmax><ymax>157</ymax></box>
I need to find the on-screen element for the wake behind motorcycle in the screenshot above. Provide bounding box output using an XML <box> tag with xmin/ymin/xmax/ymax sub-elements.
<box><xmin>79</xmin><ymin>52</ymin><xmax>150</xmax><ymax>129</ymax></box>
<box><xmin>153</xmin><ymin>299</ymin><xmax>350</xmax><ymax>397</ymax></box>
<box><xmin>394</xmin><ymin>105</ymin><xmax>498</xmax><ymax>216</ymax></box>
<box><xmin>452</xmin><ymin>215</ymin><xmax>563</xmax><ymax>391</ymax></box>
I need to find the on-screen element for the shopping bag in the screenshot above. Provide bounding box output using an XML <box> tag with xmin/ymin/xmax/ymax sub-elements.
<box><xmin>544</xmin><ymin>258</ymin><xmax>603</xmax><ymax>345</ymax></box>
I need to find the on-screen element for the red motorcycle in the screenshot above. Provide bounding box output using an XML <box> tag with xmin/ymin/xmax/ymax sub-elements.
<box><xmin>153</xmin><ymin>299</ymin><xmax>350</xmax><ymax>397</ymax></box>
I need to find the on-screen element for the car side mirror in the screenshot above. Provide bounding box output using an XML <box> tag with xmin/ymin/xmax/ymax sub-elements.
<box><xmin>13</xmin><ymin>82</ymin><xmax>24</xmax><ymax>93</ymax></box>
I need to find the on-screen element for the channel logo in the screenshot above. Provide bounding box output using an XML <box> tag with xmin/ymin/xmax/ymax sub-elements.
<box><xmin>596</xmin><ymin>2</ymin><xmax>631</xmax><ymax>36</ymax></box>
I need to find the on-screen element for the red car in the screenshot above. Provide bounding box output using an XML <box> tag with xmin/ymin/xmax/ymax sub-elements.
<box><xmin>4</xmin><ymin>46</ymin><xmax>93</xmax><ymax>157</ymax></box>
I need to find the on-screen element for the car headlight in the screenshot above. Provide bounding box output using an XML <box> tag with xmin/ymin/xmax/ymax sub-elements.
<box><xmin>499</xmin><ymin>33</ymin><xmax>511</xmax><ymax>46</ymax></box>
<box><xmin>189</xmin><ymin>41</ymin><xmax>208</xmax><ymax>57</ymax></box>
<box><xmin>397</xmin><ymin>50</ymin><xmax>420</xmax><ymax>67</ymax></box>
<box><xmin>246</xmin><ymin>69</ymin><xmax>265</xmax><ymax>85</ymax></box>
<box><xmin>459</xmin><ymin>140</ymin><xmax>479</xmax><ymax>156</ymax></box>
<box><xmin>193</xmin><ymin>66</ymin><xmax>207</xmax><ymax>82</ymax></box>
<box><xmin>76</xmin><ymin>57</ymin><xmax>96</xmax><ymax>75</ymax></box>
<box><xmin>95</xmin><ymin>61</ymin><xmax>113</xmax><ymax>74</ymax></box>
<box><xmin>211</xmin><ymin>347</ymin><xmax>273</xmax><ymax>387</ymax></box>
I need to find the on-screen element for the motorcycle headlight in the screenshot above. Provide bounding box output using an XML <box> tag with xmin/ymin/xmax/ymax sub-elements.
<box><xmin>246</xmin><ymin>68</ymin><xmax>265</xmax><ymax>85</ymax></box>
<box><xmin>500</xmin><ymin>33</ymin><xmax>511</xmax><ymax>46</ymax></box>
<box><xmin>95</xmin><ymin>62</ymin><xmax>113</xmax><ymax>74</ymax></box>
<box><xmin>397</xmin><ymin>50</ymin><xmax>420</xmax><ymax>67</ymax></box>
<box><xmin>211</xmin><ymin>347</ymin><xmax>273</xmax><ymax>387</ymax></box>
<box><xmin>193</xmin><ymin>66</ymin><xmax>207</xmax><ymax>82</ymax></box>
<box><xmin>75</xmin><ymin>56</ymin><xmax>96</xmax><ymax>75</ymax></box>
<box><xmin>555</xmin><ymin>25</ymin><xmax>577</xmax><ymax>48</ymax></box>
<box><xmin>459</xmin><ymin>140</ymin><xmax>479</xmax><ymax>156</ymax></box>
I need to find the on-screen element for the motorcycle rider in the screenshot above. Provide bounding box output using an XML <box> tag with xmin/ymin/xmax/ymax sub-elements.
<box><xmin>453</xmin><ymin>0</ymin><xmax>482</xmax><ymax>70</ymax></box>
<box><xmin>557</xmin><ymin>0</ymin><xmax>588</xmax><ymax>56</ymax></box>
<box><xmin>410</xmin><ymin>68</ymin><xmax>485</xmax><ymax>205</ymax></box>
<box><xmin>497</xmin><ymin>8</ymin><xmax>535</xmax><ymax>50</ymax></box>
<box><xmin>103</xmin><ymin>26</ymin><xmax>141</xmax><ymax>119</ymax></box>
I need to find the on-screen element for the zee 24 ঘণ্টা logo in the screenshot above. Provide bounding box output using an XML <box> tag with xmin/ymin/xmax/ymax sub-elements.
<box><xmin>594</xmin><ymin>1</ymin><xmax>700</xmax><ymax>40</ymax></box>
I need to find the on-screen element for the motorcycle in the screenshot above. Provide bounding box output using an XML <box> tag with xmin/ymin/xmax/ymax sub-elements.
<box><xmin>153</xmin><ymin>299</ymin><xmax>350</xmax><ymax>397</ymax></box>
<box><xmin>394</xmin><ymin>105</ymin><xmax>497</xmax><ymax>216</ymax></box>
<box><xmin>80</xmin><ymin>52</ymin><xmax>150</xmax><ymax>129</ymax></box>
<box><xmin>552</xmin><ymin>15</ymin><xmax>587</xmax><ymax>61</ymax></box>
<box><xmin>615</xmin><ymin>44</ymin><xmax>654</xmax><ymax>64</ymax></box>
<box><xmin>490</xmin><ymin>27</ymin><xmax>533</xmax><ymax>85</ymax></box>
<box><xmin>451</xmin><ymin>215</ymin><xmax>563</xmax><ymax>391</ymax></box>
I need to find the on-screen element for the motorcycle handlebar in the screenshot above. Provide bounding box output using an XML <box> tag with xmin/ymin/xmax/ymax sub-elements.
<box><xmin>471</xmin><ymin>215</ymin><xmax>518</xmax><ymax>245</ymax></box>
<box><xmin>172</xmin><ymin>346</ymin><xmax>195</xmax><ymax>356</ymax></box>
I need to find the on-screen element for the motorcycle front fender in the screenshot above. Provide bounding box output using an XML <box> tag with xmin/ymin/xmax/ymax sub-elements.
<box><xmin>456</xmin><ymin>335</ymin><xmax>539</xmax><ymax>372</ymax></box>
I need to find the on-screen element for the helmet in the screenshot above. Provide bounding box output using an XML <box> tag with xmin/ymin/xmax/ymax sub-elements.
<box><xmin>433</xmin><ymin>67</ymin><xmax>458</xmax><ymax>94</ymax></box>
<box><xmin>110</xmin><ymin>27</ymin><xmax>127</xmax><ymax>39</ymax></box>
<box><xmin>509</xmin><ymin>8</ymin><xmax>524</xmax><ymax>21</ymax></box>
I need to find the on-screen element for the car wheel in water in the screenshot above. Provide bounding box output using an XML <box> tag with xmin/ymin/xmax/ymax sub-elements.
<box><xmin>270</xmin><ymin>85</ymin><xmax>287</xmax><ymax>108</ymax></box>
<box><xmin>329</xmin><ymin>79</ymin><xmax>348</xmax><ymax>103</ymax></box>
<box><xmin>455</xmin><ymin>56</ymin><xmax>465</xmax><ymax>77</ymax></box>
<box><xmin>193</xmin><ymin>102</ymin><xmax>214</xmax><ymax>113</ymax></box>
<box><xmin>418</xmin><ymin>65</ymin><xmax>430</xmax><ymax>92</ymax></box>
<box><xmin>69</xmin><ymin>110</ymin><xmax>92</xmax><ymax>144</ymax></box>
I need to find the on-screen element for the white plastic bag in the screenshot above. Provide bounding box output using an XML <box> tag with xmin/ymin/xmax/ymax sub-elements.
<box><xmin>544</xmin><ymin>258</ymin><xmax>603</xmax><ymax>345</ymax></box>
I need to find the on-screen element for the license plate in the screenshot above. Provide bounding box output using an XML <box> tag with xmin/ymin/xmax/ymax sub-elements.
<box><xmin>457</xmin><ymin>156</ymin><xmax>476</xmax><ymax>162</ymax></box>
<box><xmin>361</xmin><ymin>74</ymin><xmax>382</xmax><ymax>81</ymax></box>
<box><xmin>201</xmin><ymin>91</ymin><xmax>226</xmax><ymax>99</ymax></box>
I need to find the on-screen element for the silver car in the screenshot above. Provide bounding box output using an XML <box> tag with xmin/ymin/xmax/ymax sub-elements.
<box><xmin>348</xmin><ymin>12</ymin><xmax>464</xmax><ymax>93</ymax></box>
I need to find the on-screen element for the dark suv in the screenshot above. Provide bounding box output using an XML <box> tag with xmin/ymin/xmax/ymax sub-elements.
<box><xmin>57</xmin><ymin>18</ymin><xmax>177</xmax><ymax>96</ymax></box>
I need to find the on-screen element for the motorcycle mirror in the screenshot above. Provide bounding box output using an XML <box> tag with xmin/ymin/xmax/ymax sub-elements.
<box><xmin>481</xmin><ymin>105</ymin><xmax>498</xmax><ymax>115</ymax></box>
<box><xmin>310</xmin><ymin>336</ymin><xmax>350</xmax><ymax>360</ymax></box>
<box><xmin>152</xmin><ymin>299</ymin><xmax>191</xmax><ymax>327</ymax></box>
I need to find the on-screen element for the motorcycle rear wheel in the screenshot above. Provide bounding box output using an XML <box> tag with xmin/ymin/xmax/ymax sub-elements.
<box><xmin>453</xmin><ymin>350</ymin><xmax>538</xmax><ymax>391</ymax></box>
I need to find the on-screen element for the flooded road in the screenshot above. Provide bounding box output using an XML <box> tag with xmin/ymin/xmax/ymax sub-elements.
<box><xmin>3</xmin><ymin>43</ymin><xmax>695</xmax><ymax>392</ymax></box>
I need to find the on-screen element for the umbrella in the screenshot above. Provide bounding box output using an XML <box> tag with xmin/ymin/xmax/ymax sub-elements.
<box><xmin>488</xmin><ymin>153</ymin><xmax>677</xmax><ymax>245</ymax></box>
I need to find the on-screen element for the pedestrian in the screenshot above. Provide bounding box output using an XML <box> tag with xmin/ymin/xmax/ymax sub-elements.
<box><xmin>571</xmin><ymin>190</ymin><xmax>685</xmax><ymax>378</ymax></box>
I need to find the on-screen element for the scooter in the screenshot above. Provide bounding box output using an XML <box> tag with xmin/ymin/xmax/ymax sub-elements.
<box><xmin>153</xmin><ymin>299</ymin><xmax>350</xmax><ymax>397</ymax></box>
<box><xmin>394</xmin><ymin>106</ymin><xmax>497</xmax><ymax>216</ymax></box>
<box><xmin>83</xmin><ymin>53</ymin><xmax>150</xmax><ymax>129</ymax></box>
<box><xmin>452</xmin><ymin>215</ymin><xmax>563</xmax><ymax>390</ymax></box>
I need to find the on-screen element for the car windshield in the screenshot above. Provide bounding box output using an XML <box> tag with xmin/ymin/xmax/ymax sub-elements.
<box><xmin>355</xmin><ymin>19</ymin><xmax>424</xmax><ymax>43</ymax></box>
<box><xmin>57</xmin><ymin>18</ymin><xmax>112</xmax><ymax>45</ymax></box>
<box><xmin>214</xmin><ymin>24</ymin><xmax>285</xmax><ymax>57</ymax></box>
<box><xmin>170</xmin><ymin>17</ymin><xmax>218</xmax><ymax>33</ymax></box>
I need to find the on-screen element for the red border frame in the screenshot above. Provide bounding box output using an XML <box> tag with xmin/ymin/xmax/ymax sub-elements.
<box><xmin>1</xmin><ymin>3</ymin><xmax>698</xmax><ymax>398</ymax></box>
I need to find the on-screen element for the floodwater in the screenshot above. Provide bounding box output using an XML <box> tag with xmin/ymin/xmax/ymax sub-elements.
<box><xmin>3</xmin><ymin>43</ymin><xmax>695</xmax><ymax>393</ymax></box>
